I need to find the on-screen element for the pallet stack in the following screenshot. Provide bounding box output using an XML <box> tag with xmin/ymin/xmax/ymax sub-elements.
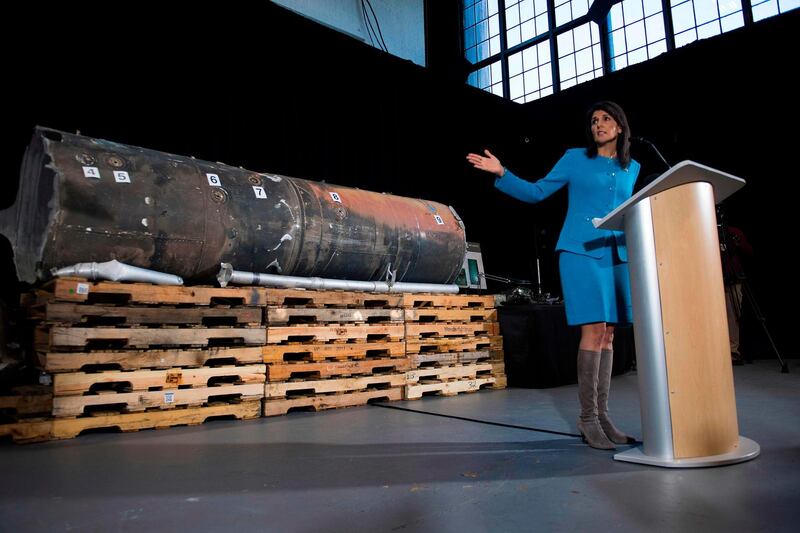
<box><xmin>10</xmin><ymin>278</ymin><xmax>266</xmax><ymax>442</ymax></box>
<box><xmin>403</xmin><ymin>293</ymin><xmax>506</xmax><ymax>400</ymax></box>
<box><xmin>261</xmin><ymin>289</ymin><xmax>408</xmax><ymax>415</ymax></box>
<box><xmin>1</xmin><ymin>280</ymin><xmax>508</xmax><ymax>443</ymax></box>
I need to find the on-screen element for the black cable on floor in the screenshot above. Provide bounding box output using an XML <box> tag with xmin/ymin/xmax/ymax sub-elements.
<box><xmin>371</xmin><ymin>402</ymin><xmax>581</xmax><ymax>438</ymax></box>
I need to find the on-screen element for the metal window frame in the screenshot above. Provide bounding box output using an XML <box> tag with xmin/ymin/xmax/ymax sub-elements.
<box><xmin>462</xmin><ymin>0</ymin><xmax>784</xmax><ymax>100</ymax></box>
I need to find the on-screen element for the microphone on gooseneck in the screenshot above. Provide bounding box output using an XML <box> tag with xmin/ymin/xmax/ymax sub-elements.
<box><xmin>629</xmin><ymin>136</ymin><xmax>671</xmax><ymax>170</ymax></box>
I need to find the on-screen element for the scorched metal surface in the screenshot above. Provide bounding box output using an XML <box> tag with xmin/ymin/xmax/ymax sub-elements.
<box><xmin>2</xmin><ymin>128</ymin><xmax>466</xmax><ymax>284</ymax></box>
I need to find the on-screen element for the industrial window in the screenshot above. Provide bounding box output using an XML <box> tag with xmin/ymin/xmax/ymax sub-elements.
<box><xmin>671</xmin><ymin>0</ymin><xmax>745</xmax><ymax>48</ymax></box>
<box><xmin>607</xmin><ymin>0</ymin><xmax>668</xmax><ymax>71</ymax></box>
<box><xmin>463</xmin><ymin>0</ymin><xmax>797</xmax><ymax>102</ymax></box>
<box><xmin>557</xmin><ymin>22</ymin><xmax>604</xmax><ymax>89</ymax></box>
<box><xmin>506</xmin><ymin>0</ymin><xmax>551</xmax><ymax>47</ymax></box>
<box><xmin>464</xmin><ymin>0</ymin><xmax>502</xmax><ymax>64</ymax></box>
<box><xmin>750</xmin><ymin>0</ymin><xmax>800</xmax><ymax>21</ymax></box>
<box><xmin>508</xmin><ymin>40</ymin><xmax>554</xmax><ymax>102</ymax></box>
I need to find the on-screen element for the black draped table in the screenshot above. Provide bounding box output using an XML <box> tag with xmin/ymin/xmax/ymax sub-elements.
<box><xmin>497</xmin><ymin>303</ymin><xmax>635</xmax><ymax>388</ymax></box>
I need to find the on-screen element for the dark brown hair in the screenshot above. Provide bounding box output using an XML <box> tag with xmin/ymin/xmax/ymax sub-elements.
<box><xmin>585</xmin><ymin>101</ymin><xmax>632</xmax><ymax>169</ymax></box>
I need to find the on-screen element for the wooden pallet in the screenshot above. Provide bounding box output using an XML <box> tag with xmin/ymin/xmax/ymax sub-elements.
<box><xmin>405</xmin><ymin>322</ymin><xmax>499</xmax><ymax>338</ymax></box>
<box><xmin>264</xmin><ymin>288</ymin><xmax>403</xmax><ymax>308</ymax></box>
<box><xmin>490</xmin><ymin>362</ymin><xmax>506</xmax><ymax>375</ymax></box>
<box><xmin>266</xmin><ymin>324</ymin><xmax>404</xmax><ymax>344</ymax></box>
<box><xmin>38</xmin><ymin>303</ymin><xmax>263</xmax><ymax>326</ymax></box>
<box><xmin>267</xmin><ymin>307</ymin><xmax>403</xmax><ymax>325</ymax></box>
<box><xmin>492</xmin><ymin>375</ymin><xmax>508</xmax><ymax>389</ymax></box>
<box><xmin>405</xmin><ymin>377</ymin><xmax>496</xmax><ymax>400</ymax></box>
<box><xmin>262</xmin><ymin>341</ymin><xmax>406</xmax><ymax>363</ymax></box>
<box><xmin>41</xmin><ymin>326</ymin><xmax>266</xmax><ymax>350</ymax></box>
<box><xmin>53</xmin><ymin>365</ymin><xmax>267</xmax><ymax>396</ymax></box>
<box><xmin>401</xmin><ymin>294</ymin><xmax>495</xmax><ymax>309</ymax></box>
<box><xmin>263</xmin><ymin>388</ymin><xmax>403</xmax><ymax>416</ymax></box>
<box><xmin>406</xmin><ymin>336</ymin><xmax>503</xmax><ymax>355</ymax></box>
<box><xmin>0</xmin><ymin>402</ymin><xmax>261</xmax><ymax>443</ymax></box>
<box><xmin>406</xmin><ymin>363</ymin><xmax>493</xmax><ymax>384</ymax></box>
<box><xmin>0</xmin><ymin>386</ymin><xmax>53</xmax><ymax>419</ymax></box>
<box><xmin>52</xmin><ymin>384</ymin><xmax>264</xmax><ymax>417</ymax></box>
<box><xmin>30</xmin><ymin>278</ymin><xmax>269</xmax><ymax>306</ymax></box>
<box><xmin>265</xmin><ymin>374</ymin><xmax>407</xmax><ymax>398</ymax></box>
<box><xmin>43</xmin><ymin>346</ymin><xmax>265</xmax><ymax>372</ymax></box>
<box><xmin>404</xmin><ymin>308</ymin><xmax>497</xmax><ymax>322</ymax></box>
<box><xmin>408</xmin><ymin>351</ymin><xmax>495</xmax><ymax>368</ymax></box>
<box><xmin>266</xmin><ymin>358</ymin><xmax>410</xmax><ymax>382</ymax></box>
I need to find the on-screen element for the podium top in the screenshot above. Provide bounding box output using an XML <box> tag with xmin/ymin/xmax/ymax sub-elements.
<box><xmin>594</xmin><ymin>160</ymin><xmax>746</xmax><ymax>231</ymax></box>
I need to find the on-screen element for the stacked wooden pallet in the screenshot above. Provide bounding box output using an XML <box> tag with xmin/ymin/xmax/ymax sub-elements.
<box><xmin>261</xmin><ymin>289</ymin><xmax>408</xmax><ymax>415</ymax></box>
<box><xmin>1</xmin><ymin>280</ymin><xmax>508</xmax><ymax>443</ymax></box>
<box><xmin>6</xmin><ymin>278</ymin><xmax>266</xmax><ymax>442</ymax></box>
<box><xmin>403</xmin><ymin>293</ymin><xmax>506</xmax><ymax>400</ymax></box>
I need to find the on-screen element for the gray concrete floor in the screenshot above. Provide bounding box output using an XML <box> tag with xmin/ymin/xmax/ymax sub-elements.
<box><xmin>1</xmin><ymin>360</ymin><xmax>798</xmax><ymax>532</ymax></box>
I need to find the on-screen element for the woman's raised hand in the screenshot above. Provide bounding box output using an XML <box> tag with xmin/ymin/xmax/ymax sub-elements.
<box><xmin>466</xmin><ymin>149</ymin><xmax>505</xmax><ymax>177</ymax></box>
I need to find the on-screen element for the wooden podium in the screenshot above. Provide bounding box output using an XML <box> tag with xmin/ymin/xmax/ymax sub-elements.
<box><xmin>595</xmin><ymin>161</ymin><xmax>760</xmax><ymax>467</ymax></box>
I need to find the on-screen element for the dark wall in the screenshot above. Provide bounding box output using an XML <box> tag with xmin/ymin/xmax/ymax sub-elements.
<box><xmin>4</xmin><ymin>4</ymin><xmax>796</xmax><ymax>358</ymax></box>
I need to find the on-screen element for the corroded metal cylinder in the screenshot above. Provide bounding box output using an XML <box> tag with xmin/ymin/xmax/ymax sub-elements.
<box><xmin>2</xmin><ymin>128</ymin><xmax>466</xmax><ymax>284</ymax></box>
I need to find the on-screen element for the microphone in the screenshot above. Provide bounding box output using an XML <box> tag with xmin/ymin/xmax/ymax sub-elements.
<box><xmin>629</xmin><ymin>136</ymin><xmax>671</xmax><ymax>169</ymax></box>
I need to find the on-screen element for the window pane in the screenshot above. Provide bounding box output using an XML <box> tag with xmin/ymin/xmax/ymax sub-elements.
<box><xmin>507</xmin><ymin>4</ymin><xmax>521</xmax><ymax>26</ymax></box>
<box><xmin>521</xmin><ymin>19</ymin><xmax>536</xmax><ymax>40</ymax></box>
<box><xmin>520</xmin><ymin>0</ymin><xmax>535</xmax><ymax>20</ymax></box>
<box><xmin>720</xmin><ymin>11</ymin><xmax>745</xmax><ymax>30</ymax></box>
<box><xmin>645</xmin><ymin>14</ymin><xmax>666</xmax><ymax>41</ymax></box>
<box><xmin>556</xmin><ymin>4</ymin><xmax>572</xmax><ymax>25</ymax></box>
<box><xmin>610</xmin><ymin>4</ymin><xmax>625</xmax><ymax>29</ymax></box>
<box><xmin>648</xmin><ymin>39</ymin><xmax>668</xmax><ymax>57</ymax></box>
<box><xmin>536</xmin><ymin>13</ymin><xmax>550</xmax><ymax>35</ymax></box>
<box><xmin>489</xmin><ymin>14</ymin><xmax>500</xmax><ymax>36</ymax></box>
<box><xmin>510</xmin><ymin>74</ymin><xmax>525</xmax><ymax>99</ymax></box>
<box><xmin>626</xmin><ymin>20</ymin><xmax>646</xmax><ymax>50</ymax></box>
<box><xmin>697</xmin><ymin>20</ymin><xmax>722</xmax><ymax>38</ymax></box>
<box><xmin>674</xmin><ymin>28</ymin><xmax>698</xmax><ymax>46</ymax></box>
<box><xmin>623</xmin><ymin>0</ymin><xmax>645</xmax><ymax>21</ymax></box>
<box><xmin>672</xmin><ymin>2</ymin><xmax>696</xmax><ymax>33</ymax></box>
<box><xmin>524</xmin><ymin>69</ymin><xmax>541</xmax><ymax>91</ymax></box>
<box><xmin>719</xmin><ymin>0</ymin><xmax>742</xmax><ymax>16</ymax></box>
<box><xmin>557</xmin><ymin>31</ymin><xmax>574</xmax><ymax>56</ymax></box>
<box><xmin>509</xmin><ymin>52</ymin><xmax>523</xmax><ymax>76</ymax></box>
<box><xmin>576</xmin><ymin>48</ymin><xmax>593</xmax><ymax>75</ymax></box>
<box><xmin>507</xmin><ymin>26</ymin><xmax>522</xmax><ymax>47</ymax></box>
<box><xmin>644</xmin><ymin>0</ymin><xmax>663</xmax><ymax>16</ymax></box>
<box><xmin>490</xmin><ymin>35</ymin><xmax>501</xmax><ymax>55</ymax></box>
<box><xmin>572</xmin><ymin>0</ymin><xmax>590</xmax><ymax>18</ymax></box>
<box><xmin>574</xmin><ymin>24</ymin><xmax>592</xmax><ymax>50</ymax></box>
<box><xmin>695</xmin><ymin>0</ymin><xmax>720</xmax><ymax>25</ymax></box>
<box><xmin>611</xmin><ymin>28</ymin><xmax>627</xmax><ymax>55</ymax></box>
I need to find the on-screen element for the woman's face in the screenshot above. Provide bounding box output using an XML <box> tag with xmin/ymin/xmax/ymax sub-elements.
<box><xmin>591</xmin><ymin>110</ymin><xmax>621</xmax><ymax>147</ymax></box>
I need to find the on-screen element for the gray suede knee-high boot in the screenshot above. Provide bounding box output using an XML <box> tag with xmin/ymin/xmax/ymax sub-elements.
<box><xmin>576</xmin><ymin>349</ymin><xmax>615</xmax><ymax>450</ymax></box>
<box><xmin>597</xmin><ymin>349</ymin><xmax>635</xmax><ymax>444</ymax></box>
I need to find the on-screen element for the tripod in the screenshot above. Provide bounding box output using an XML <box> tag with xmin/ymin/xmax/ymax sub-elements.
<box><xmin>717</xmin><ymin>206</ymin><xmax>788</xmax><ymax>373</ymax></box>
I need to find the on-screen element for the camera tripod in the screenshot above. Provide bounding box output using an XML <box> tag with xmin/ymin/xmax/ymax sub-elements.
<box><xmin>717</xmin><ymin>206</ymin><xmax>788</xmax><ymax>373</ymax></box>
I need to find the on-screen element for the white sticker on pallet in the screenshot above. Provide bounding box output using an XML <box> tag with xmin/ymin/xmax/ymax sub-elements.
<box><xmin>164</xmin><ymin>392</ymin><xmax>175</xmax><ymax>404</ymax></box>
<box><xmin>76</xmin><ymin>283</ymin><xmax>90</xmax><ymax>295</ymax></box>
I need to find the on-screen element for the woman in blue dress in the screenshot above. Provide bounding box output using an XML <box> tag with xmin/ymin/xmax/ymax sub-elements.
<box><xmin>467</xmin><ymin>101</ymin><xmax>640</xmax><ymax>450</ymax></box>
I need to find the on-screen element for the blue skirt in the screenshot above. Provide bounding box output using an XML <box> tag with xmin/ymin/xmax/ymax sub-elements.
<box><xmin>558</xmin><ymin>248</ymin><xmax>632</xmax><ymax>326</ymax></box>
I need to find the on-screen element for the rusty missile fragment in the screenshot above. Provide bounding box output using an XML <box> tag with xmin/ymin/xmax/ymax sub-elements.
<box><xmin>1</xmin><ymin>128</ymin><xmax>467</xmax><ymax>284</ymax></box>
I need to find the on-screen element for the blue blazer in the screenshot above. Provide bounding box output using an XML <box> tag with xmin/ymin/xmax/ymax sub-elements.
<box><xmin>495</xmin><ymin>148</ymin><xmax>640</xmax><ymax>261</ymax></box>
